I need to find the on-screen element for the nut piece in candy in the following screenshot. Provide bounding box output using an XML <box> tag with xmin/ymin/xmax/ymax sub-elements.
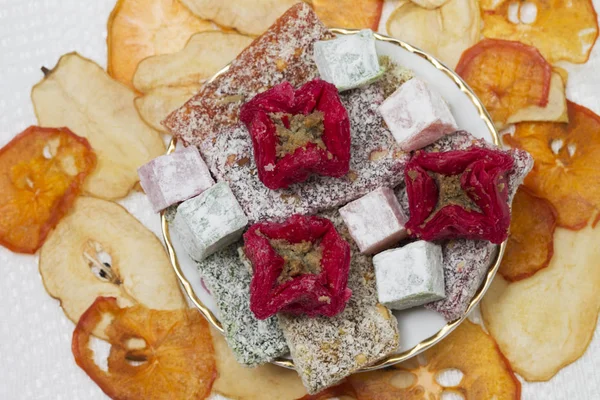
<box><xmin>179</xmin><ymin>0</ymin><xmax>298</xmax><ymax>36</ymax></box>
<box><xmin>0</xmin><ymin>126</ymin><xmax>96</xmax><ymax>254</ymax></box>
<box><xmin>244</xmin><ymin>214</ymin><xmax>352</xmax><ymax>319</ymax></box>
<box><xmin>482</xmin><ymin>224</ymin><xmax>600</xmax><ymax>381</ymax></box>
<box><xmin>39</xmin><ymin>197</ymin><xmax>186</xmax><ymax>339</ymax></box>
<box><xmin>404</xmin><ymin>147</ymin><xmax>515</xmax><ymax>244</ymax></box>
<box><xmin>31</xmin><ymin>53</ymin><xmax>165</xmax><ymax>200</ymax></box>
<box><xmin>455</xmin><ymin>39</ymin><xmax>552</xmax><ymax>129</ymax></box>
<box><xmin>72</xmin><ymin>297</ymin><xmax>216</xmax><ymax>400</ymax></box>
<box><xmin>240</xmin><ymin>79</ymin><xmax>351</xmax><ymax>190</ymax></box>
<box><xmin>107</xmin><ymin>0</ymin><xmax>215</xmax><ymax>88</ymax></box>
<box><xmin>387</xmin><ymin>0</ymin><xmax>480</xmax><ymax>68</ymax></box>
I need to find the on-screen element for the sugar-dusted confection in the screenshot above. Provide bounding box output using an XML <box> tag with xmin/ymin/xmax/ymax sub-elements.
<box><xmin>279</xmin><ymin>211</ymin><xmax>399</xmax><ymax>394</ymax></box>
<box><xmin>164</xmin><ymin>3</ymin><xmax>333</xmax><ymax>147</ymax></box>
<box><xmin>138</xmin><ymin>146</ymin><xmax>214</xmax><ymax>212</ymax></box>
<box><xmin>173</xmin><ymin>182</ymin><xmax>248</xmax><ymax>261</ymax></box>
<box><xmin>373</xmin><ymin>241</ymin><xmax>445</xmax><ymax>310</ymax></box>
<box><xmin>340</xmin><ymin>187</ymin><xmax>408</xmax><ymax>254</ymax></box>
<box><xmin>379</xmin><ymin>78</ymin><xmax>457</xmax><ymax>151</ymax></box>
<box><xmin>395</xmin><ymin>131</ymin><xmax>533</xmax><ymax>320</ymax></box>
<box><xmin>195</xmin><ymin>242</ymin><xmax>289</xmax><ymax>366</ymax></box>
<box><xmin>314</xmin><ymin>29</ymin><xmax>384</xmax><ymax>92</ymax></box>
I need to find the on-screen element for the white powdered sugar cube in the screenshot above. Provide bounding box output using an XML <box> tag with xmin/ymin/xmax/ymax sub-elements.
<box><xmin>314</xmin><ymin>29</ymin><xmax>384</xmax><ymax>91</ymax></box>
<box><xmin>379</xmin><ymin>78</ymin><xmax>457</xmax><ymax>151</ymax></box>
<box><xmin>339</xmin><ymin>187</ymin><xmax>408</xmax><ymax>254</ymax></box>
<box><xmin>374</xmin><ymin>241</ymin><xmax>445</xmax><ymax>310</ymax></box>
<box><xmin>138</xmin><ymin>146</ymin><xmax>214</xmax><ymax>212</ymax></box>
<box><xmin>174</xmin><ymin>182</ymin><xmax>248</xmax><ymax>261</ymax></box>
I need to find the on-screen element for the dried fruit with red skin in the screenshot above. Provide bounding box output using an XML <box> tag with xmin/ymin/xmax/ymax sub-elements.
<box><xmin>455</xmin><ymin>39</ymin><xmax>552</xmax><ymax>128</ymax></box>
<box><xmin>244</xmin><ymin>214</ymin><xmax>352</xmax><ymax>319</ymax></box>
<box><xmin>405</xmin><ymin>147</ymin><xmax>514</xmax><ymax>244</ymax></box>
<box><xmin>499</xmin><ymin>187</ymin><xmax>557</xmax><ymax>282</ymax></box>
<box><xmin>72</xmin><ymin>297</ymin><xmax>216</xmax><ymax>400</ymax></box>
<box><xmin>240</xmin><ymin>79</ymin><xmax>351</xmax><ymax>190</ymax></box>
<box><xmin>0</xmin><ymin>126</ymin><xmax>96</xmax><ymax>254</ymax></box>
<box><xmin>505</xmin><ymin>101</ymin><xmax>600</xmax><ymax>230</ymax></box>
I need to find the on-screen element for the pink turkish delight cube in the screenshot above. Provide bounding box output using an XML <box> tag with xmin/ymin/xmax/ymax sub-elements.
<box><xmin>340</xmin><ymin>187</ymin><xmax>408</xmax><ymax>254</ymax></box>
<box><xmin>138</xmin><ymin>146</ymin><xmax>214</xmax><ymax>212</ymax></box>
<box><xmin>379</xmin><ymin>78</ymin><xmax>457</xmax><ymax>151</ymax></box>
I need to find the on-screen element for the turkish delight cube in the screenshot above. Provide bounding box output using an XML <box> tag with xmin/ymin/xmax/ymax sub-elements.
<box><xmin>138</xmin><ymin>146</ymin><xmax>214</xmax><ymax>212</ymax></box>
<box><xmin>339</xmin><ymin>187</ymin><xmax>408</xmax><ymax>254</ymax></box>
<box><xmin>196</xmin><ymin>243</ymin><xmax>289</xmax><ymax>366</ymax></box>
<box><xmin>173</xmin><ymin>182</ymin><xmax>248</xmax><ymax>261</ymax></box>
<box><xmin>379</xmin><ymin>78</ymin><xmax>457</xmax><ymax>151</ymax></box>
<box><xmin>374</xmin><ymin>241</ymin><xmax>445</xmax><ymax>310</ymax></box>
<box><xmin>314</xmin><ymin>29</ymin><xmax>384</xmax><ymax>92</ymax></box>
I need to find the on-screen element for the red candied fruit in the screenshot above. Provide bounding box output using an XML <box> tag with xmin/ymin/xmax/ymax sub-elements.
<box><xmin>244</xmin><ymin>214</ymin><xmax>352</xmax><ymax>320</ymax></box>
<box><xmin>240</xmin><ymin>79</ymin><xmax>351</xmax><ymax>190</ymax></box>
<box><xmin>405</xmin><ymin>147</ymin><xmax>514</xmax><ymax>244</ymax></box>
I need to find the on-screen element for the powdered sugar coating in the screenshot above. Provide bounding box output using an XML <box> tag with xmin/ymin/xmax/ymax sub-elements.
<box><xmin>278</xmin><ymin>210</ymin><xmax>399</xmax><ymax>394</ymax></box>
<box><xmin>164</xmin><ymin>3</ymin><xmax>332</xmax><ymax>147</ymax></box>
<box><xmin>200</xmin><ymin>81</ymin><xmax>409</xmax><ymax>223</ymax></box>
<box><xmin>195</xmin><ymin>243</ymin><xmax>289</xmax><ymax>366</ymax></box>
<box><xmin>395</xmin><ymin>131</ymin><xmax>533</xmax><ymax>321</ymax></box>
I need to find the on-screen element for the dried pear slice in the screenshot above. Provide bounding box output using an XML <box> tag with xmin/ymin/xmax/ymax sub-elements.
<box><xmin>40</xmin><ymin>197</ymin><xmax>186</xmax><ymax>339</ymax></box>
<box><xmin>133</xmin><ymin>31</ymin><xmax>253</xmax><ymax>93</ymax></box>
<box><xmin>210</xmin><ymin>329</ymin><xmax>307</xmax><ymax>399</ymax></box>
<box><xmin>482</xmin><ymin>224</ymin><xmax>600</xmax><ymax>381</ymax></box>
<box><xmin>31</xmin><ymin>53</ymin><xmax>165</xmax><ymax>200</ymax></box>
<box><xmin>107</xmin><ymin>0</ymin><xmax>216</xmax><ymax>88</ymax></box>
<box><xmin>179</xmin><ymin>0</ymin><xmax>298</xmax><ymax>36</ymax></box>
<box><xmin>387</xmin><ymin>0</ymin><xmax>480</xmax><ymax>68</ymax></box>
<box><xmin>135</xmin><ymin>86</ymin><xmax>201</xmax><ymax>132</ymax></box>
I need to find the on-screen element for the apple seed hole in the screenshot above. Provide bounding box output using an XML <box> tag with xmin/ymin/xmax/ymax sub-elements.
<box><xmin>390</xmin><ymin>370</ymin><xmax>416</xmax><ymax>389</ymax></box>
<box><xmin>568</xmin><ymin>143</ymin><xmax>577</xmax><ymax>157</ymax></box>
<box><xmin>519</xmin><ymin>2</ymin><xmax>537</xmax><ymax>24</ymax></box>
<box><xmin>551</xmin><ymin>139</ymin><xmax>564</xmax><ymax>155</ymax></box>
<box><xmin>436</xmin><ymin>368</ymin><xmax>464</xmax><ymax>387</ymax></box>
<box><xmin>441</xmin><ymin>390</ymin><xmax>465</xmax><ymax>400</ymax></box>
<box><xmin>508</xmin><ymin>2</ymin><xmax>520</xmax><ymax>24</ymax></box>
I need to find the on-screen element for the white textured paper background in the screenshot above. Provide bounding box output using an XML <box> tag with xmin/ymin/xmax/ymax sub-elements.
<box><xmin>0</xmin><ymin>1</ymin><xmax>598</xmax><ymax>399</ymax></box>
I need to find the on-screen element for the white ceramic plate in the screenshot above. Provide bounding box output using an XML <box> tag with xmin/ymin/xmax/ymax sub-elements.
<box><xmin>162</xmin><ymin>29</ymin><xmax>503</xmax><ymax>371</ymax></box>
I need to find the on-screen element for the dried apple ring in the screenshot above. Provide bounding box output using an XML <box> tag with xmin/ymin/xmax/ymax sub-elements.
<box><xmin>499</xmin><ymin>187</ymin><xmax>557</xmax><ymax>281</ymax></box>
<box><xmin>0</xmin><ymin>126</ymin><xmax>95</xmax><ymax>254</ymax></box>
<box><xmin>72</xmin><ymin>297</ymin><xmax>216</xmax><ymax>400</ymax></box>
<box><xmin>311</xmin><ymin>0</ymin><xmax>384</xmax><ymax>30</ymax></box>
<box><xmin>481</xmin><ymin>0</ymin><xmax>599</xmax><ymax>64</ymax></box>
<box><xmin>505</xmin><ymin>101</ymin><xmax>600</xmax><ymax>229</ymax></box>
<box><xmin>455</xmin><ymin>39</ymin><xmax>552</xmax><ymax>128</ymax></box>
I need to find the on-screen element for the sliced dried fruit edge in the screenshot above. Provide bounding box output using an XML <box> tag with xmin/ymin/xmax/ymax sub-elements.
<box><xmin>310</xmin><ymin>0</ymin><xmax>384</xmax><ymax>31</ymax></box>
<box><xmin>498</xmin><ymin>186</ymin><xmax>557</xmax><ymax>282</ymax></box>
<box><xmin>0</xmin><ymin>126</ymin><xmax>96</xmax><ymax>254</ymax></box>
<box><xmin>73</xmin><ymin>297</ymin><xmax>216</xmax><ymax>400</ymax></box>
<box><xmin>455</xmin><ymin>38</ymin><xmax>552</xmax><ymax>128</ymax></box>
<box><xmin>301</xmin><ymin>320</ymin><xmax>521</xmax><ymax>399</ymax></box>
<box><xmin>505</xmin><ymin>101</ymin><xmax>600</xmax><ymax>230</ymax></box>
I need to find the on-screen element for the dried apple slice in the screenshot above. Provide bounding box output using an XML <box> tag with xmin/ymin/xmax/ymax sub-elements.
<box><xmin>506</xmin><ymin>72</ymin><xmax>568</xmax><ymax>125</ymax></box>
<box><xmin>179</xmin><ymin>0</ymin><xmax>298</xmax><ymax>36</ymax></box>
<box><xmin>387</xmin><ymin>0</ymin><xmax>480</xmax><ymax>68</ymax></box>
<box><xmin>409</xmin><ymin>0</ymin><xmax>450</xmax><ymax>8</ymax></box>
<box><xmin>481</xmin><ymin>0</ymin><xmax>599</xmax><ymax>64</ymax></box>
<box><xmin>210</xmin><ymin>329</ymin><xmax>307</xmax><ymax>399</ymax></box>
<box><xmin>107</xmin><ymin>0</ymin><xmax>215</xmax><ymax>88</ymax></box>
<box><xmin>135</xmin><ymin>86</ymin><xmax>201</xmax><ymax>132</ymax></box>
<box><xmin>133</xmin><ymin>31</ymin><xmax>252</xmax><ymax>93</ymax></box>
<box><xmin>304</xmin><ymin>320</ymin><xmax>520</xmax><ymax>399</ymax></box>
<box><xmin>310</xmin><ymin>0</ymin><xmax>384</xmax><ymax>30</ymax></box>
<box><xmin>506</xmin><ymin>101</ymin><xmax>600</xmax><ymax>229</ymax></box>
<box><xmin>498</xmin><ymin>187</ymin><xmax>557</xmax><ymax>282</ymax></box>
<box><xmin>31</xmin><ymin>53</ymin><xmax>165</xmax><ymax>200</ymax></box>
<box><xmin>455</xmin><ymin>39</ymin><xmax>552</xmax><ymax>128</ymax></box>
<box><xmin>40</xmin><ymin>197</ymin><xmax>186</xmax><ymax>339</ymax></box>
<box><xmin>73</xmin><ymin>297</ymin><xmax>216</xmax><ymax>400</ymax></box>
<box><xmin>0</xmin><ymin>126</ymin><xmax>95</xmax><ymax>254</ymax></box>
<box><xmin>482</xmin><ymin>224</ymin><xmax>600</xmax><ymax>381</ymax></box>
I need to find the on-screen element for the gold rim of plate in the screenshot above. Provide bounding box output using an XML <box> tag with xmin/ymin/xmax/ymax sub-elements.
<box><xmin>161</xmin><ymin>28</ymin><xmax>504</xmax><ymax>371</ymax></box>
